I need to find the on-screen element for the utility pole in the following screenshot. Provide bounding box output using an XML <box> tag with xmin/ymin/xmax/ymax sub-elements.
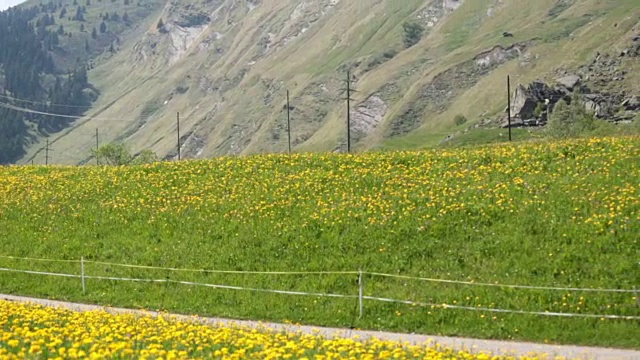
<box><xmin>342</xmin><ymin>70</ymin><xmax>357</xmax><ymax>154</ymax></box>
<box><xmin>177</xmin><ymin>112</ymin><xmax>181</xmax><ymax>161</ymax></box>
<box><xmin>287</xmin><ymin>90</ymin><xmax>292</xmax><ymax>154</ymax></box>
<box><xmin>45</xmin><ymin>139</ymin><xmax>50</xmax><ymax>166</ymax></box>
<box><xmin>95</xmin><ymin>128</ymin><xmax>100</xmax><ymax>165</ymax></box>
<box><xmin>507</xmin><ymin>75</ymin><xmax>512</xmax><ymax>142</ymax></box>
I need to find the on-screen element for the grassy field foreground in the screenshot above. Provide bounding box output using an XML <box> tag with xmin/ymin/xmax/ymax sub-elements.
<box><xmin>0</xmin><ymin>137</ymin><xmax>638</xmax><ymax>348</ymax></box>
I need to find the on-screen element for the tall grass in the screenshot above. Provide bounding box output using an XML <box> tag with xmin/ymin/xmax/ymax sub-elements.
<box><xmin>0</xmin><ymin>137</ymin><xmax>638</xmax><ymax>348</ymax></box>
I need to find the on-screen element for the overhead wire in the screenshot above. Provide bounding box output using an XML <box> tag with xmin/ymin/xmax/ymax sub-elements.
<box><xmin>0</xmin><ymin>101</ymin><xmax>185</xmax><ymax>123</ymax></box>
<box><xmin>0</xmin><ymin>92</ymin><xmax>93</xmax><ymax>108</ymax></box>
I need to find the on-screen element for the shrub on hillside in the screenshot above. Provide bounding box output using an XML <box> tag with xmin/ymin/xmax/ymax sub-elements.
<box><xmin>547</xmin><ymin>94</ymin><xmax>596</xmax><ymax>139</ymax></box>
<box><xmin>402</xmin><ymin>21</ymin><xmax>424</xmax><ymax>48</ymax></box>
<box><xmin>454</xmin><ymin>114</ymin><xmax>468</xmax><ymax>126</ymax></box>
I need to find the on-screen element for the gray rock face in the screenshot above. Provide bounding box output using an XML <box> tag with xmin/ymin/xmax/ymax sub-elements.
<box><xmin>510</xmin><ymin>84</ymin><xmax>539</xmax><ymax>121</ymax></box>
<box><xmin>351</xmin><ymin>95</ymin><xmax>388</xmax><ymax>136</ymax></box>
<box><xmin>622</xmin><ymin>96</ymin><xmax>640</xmax><ymax>111</ymax></box>
<box><xmin>508</xmin><ymin>81</ymin><xmax>568</xmax><ymax>122</ymax></box>
<box><xmin>443</xmin><ymin>0</ymin><xmax>464</xmax><ymax>12</ymax></box>
<box><xmin>555</xmin><ymin>75</ymin><xmax>581</xmax><ymax>91</ymax></box>
<box><xmin>584</xmin><ymin>100</ymin><xmax>602</xmax><ymax>116</ymax></box>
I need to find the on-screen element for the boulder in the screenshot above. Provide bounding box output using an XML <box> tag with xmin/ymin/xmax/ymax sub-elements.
<box><xmin>583</xmin><ymin>99</ymin><xmax>610</xmax><ymax>118</ymax></box>
<box><xmin>509</xmin><ymin>81</ymin><xmax>570</xmax><ymax>122</ymax></box>
<box><xmin>509</xmin><ymin>84</ymin><xmax>539</xmax><ymax>120</ymax></box>
<box><xmin>584</xmin><ymin>100</ymin><xmax>601</xmax><ymax>115</ymax></box>
<box><xmin>621</xmin><ymin>96</ymin><xmax>640</xmax><ymax>111</ymax></box>
<box><xmin>555</xmin><ymin>75</ymin><xmax>581</xmax><ymax>91</ymax></box>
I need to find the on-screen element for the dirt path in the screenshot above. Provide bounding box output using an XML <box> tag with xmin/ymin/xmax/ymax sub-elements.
<box><xmin>1</xmin><ymin>294</ymin><xmax>638</xmax><ymax>360</ymax></box>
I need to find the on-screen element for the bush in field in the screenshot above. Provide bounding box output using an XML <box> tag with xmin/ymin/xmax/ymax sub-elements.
<box><xmin>547</xmin><ymin>94</ymin><xmax>596</xmax><ymax>139</ymax></box>
<box><xmin>92</xmin><ymin>143</ymin><xmax>157</xmax><ymax>165</ymax></box>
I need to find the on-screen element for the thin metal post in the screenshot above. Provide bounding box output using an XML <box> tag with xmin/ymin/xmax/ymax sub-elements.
<box><xmin>81</xmin><ymin>256</ymin><xmax>86</xmax><ymax>295</ymax></box>
<box><xmin>635</xmin><ymin>286</ymin><xmax>639</xmax><ymax>308</ymax></box>
<box><xmin>347</xmin><ymin>71</ymin><xmax>352</xmax><ymax>154</ymax></box>
<box><xmin>95</xmin><ymin>128</ymin><xmax>99</xmax><ymax>165</ymax></box>
<box><xmin>358</xmin><ymin>270</ymin><xmax>363</xmax><ymax>319</ymax></box>
<box><xmin>177</xmin><ymin>112</ymin><xmax>181</xmax><ymax>161</ymax></box>
<box><xmin>45</xmin><ymin>139</ymin><xmax>49</xmax><ymax>166</ymax></box>
<box><xmin>507</xmin><ymin>75</ymin><xmax>512</xmax><ymax>142</ymax></box>
<box><xmin>287</xmin><ymin>90</ymin><xmax>292</xmax><ymax>154</ymax></box>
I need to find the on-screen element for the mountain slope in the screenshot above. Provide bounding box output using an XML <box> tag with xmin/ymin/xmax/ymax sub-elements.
<box><xmin>14</xmin><ymin>0</ymin><xmax>640</xmax><ymax>164</ymax></box>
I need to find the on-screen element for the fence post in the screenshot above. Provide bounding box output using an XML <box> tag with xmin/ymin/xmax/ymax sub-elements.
<box><xmin>635</xmin><ymin>286</ymin><xmax>639</xmax><ymax>308</ymax></box>
<box><xmin>81</xmin><ymin>256</ymin><xmax>86</xmax><ymax>295</ymax></box>
<box><xmin>358</xmin><ymin>270</ymin><xmax>363</xmax><ymax>319</ymax></box>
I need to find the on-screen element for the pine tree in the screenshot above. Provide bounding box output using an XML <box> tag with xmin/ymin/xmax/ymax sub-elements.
<box><xmin>74</xmin><ymin>6</ymin><xmax>84</xmax><ymax>21</ymax></box>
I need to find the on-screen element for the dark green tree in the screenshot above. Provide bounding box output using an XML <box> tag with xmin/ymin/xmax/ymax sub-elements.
<box><xmin>402</xmin><ymin>21</ymin><xmax>425</xmax><ymax>48</ymax></box>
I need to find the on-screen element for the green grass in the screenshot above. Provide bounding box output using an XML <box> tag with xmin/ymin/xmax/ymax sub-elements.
<box><xmin>1</xmin><ymin>137</ymin><xmax>639</xmax><ymax>348</ymax></box>
<box><xmin>439</xmin><ymin>128</ymin><xmax>538</xmax><ymax>148</ymax></box>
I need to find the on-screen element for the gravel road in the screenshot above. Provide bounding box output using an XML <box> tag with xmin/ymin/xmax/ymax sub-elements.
<box><xmin>1</xmin><ymin>294</ymin><xmax>638</xmax><ymax>359</ymax></box>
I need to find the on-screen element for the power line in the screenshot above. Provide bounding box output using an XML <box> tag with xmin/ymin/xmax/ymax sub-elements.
<box><xmin>0</xmin><ymin>92</ymin><xmax>93</xmax><ymax>109</ymax></box>
<box><xmin>0</xmin><ymin>101</ymin><xmax>186</xmax><ymax>123</ymax></box>
<box><xmin>0</xmin><ymin>102</ymin><xmax>85</xmax><ymax>120</ymax></box>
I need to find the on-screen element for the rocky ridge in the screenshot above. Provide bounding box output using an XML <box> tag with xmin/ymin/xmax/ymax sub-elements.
<box><xmin>503</xmin><ymin>35</ymin><xmax>640</xmax><ymax>128</ymax></box>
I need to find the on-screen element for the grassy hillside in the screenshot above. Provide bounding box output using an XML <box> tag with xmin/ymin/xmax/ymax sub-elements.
<box><xmin>13</xmin><ymin>0</ymin><xmax>640</xmax><ymax>165</ymax></box>
<box><xmin>1</xmin><ymin>137</ymin><xmax>638</xmax><ymax>348</ymax></box>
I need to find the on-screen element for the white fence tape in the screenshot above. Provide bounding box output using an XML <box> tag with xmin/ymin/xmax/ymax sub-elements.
<box><xmin>366</xmin><ymin>272</ymin><xmax>637</xmax><ymax>293</ymax></box>
<box><xmin>86</xmin><ymin>275</ymin><xmax>357</xmax><ymax>299</ymax></box>
<box><xmin>0</xmin><ymin>267</ymin><xmax>80</xmax><ymax>278</ymax></box>
<box><xmin>0</xmin><ymin>254</ymin><xmax>637</xmax><ymax>294</ymax></box>
<box><xmin>0</xmin><ymin>255</ymin><xmax>80</xmax><ymax>263</ymax></box>
<box><xmin>361</xmin><ymin>296</ymin><xmax>640</xmax><ymax>320</ymax></box>
<box><xmin>0</xmin><ymin>266</ymin><xmax>638</xmax><ymax>321</ymax></box>
<box><xmin>85</xmin><ymin>260</ymin><xmax>358</xmax><ymax>276</ymax></box>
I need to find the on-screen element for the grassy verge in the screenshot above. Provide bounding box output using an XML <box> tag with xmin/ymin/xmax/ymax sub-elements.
<box><xmin>0</xmin><ymin>137</ymin><xmax>638</xmax><ymax>348</ymax></box>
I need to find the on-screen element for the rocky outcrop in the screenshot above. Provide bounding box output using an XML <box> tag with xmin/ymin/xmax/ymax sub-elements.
<box><xmin>390</xmin><ymin>42</ymin><xmax>529</xmax><ymax>136</ymax></box>
<box><xmin>418</xmin><ymin>0</ymin><xmax>465</xmax><ymax>29</ymax></box>
<box><xmin>443</xmin><ymin>0</ymin><xmax>464</xmax><ymax>12</ymax></box>
<box><xmin>351</xmin><ymin>95</ymin><xmax>387</xmax><ymax>137</ymax></box>
<box><xmin>499</xmin><ymin>42</ymin><xmax>640</xmax><ymax>129</ymax></box>
<box><xmin>577</xmin><ymin>53</ymin><xmax>626</xmax><ymax>86</ymax></box>
<box><xmin>506</xmin><ymin>81</ymin><xmax>569</xmax><ymax>127</ymax></box>
<box><xmin>503</xmin><ymin>76</ymin><xmax>638</xmax><ymax>128</ymax></box>
<box><xmin>622</xmin><ymin>96</ymin><xmax>640</xmax><ymax>111</ymax></box>
<box><xmin>555</xmin><ymin>75</ymin><xmax>581</xmax><ymax>91</ymax></box>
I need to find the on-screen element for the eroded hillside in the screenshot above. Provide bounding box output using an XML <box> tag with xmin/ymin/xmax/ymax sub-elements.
<box><xmin>17</xmin><ymin>0</ymin><xmax>640</xmax><ymax>164</ymax></box>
